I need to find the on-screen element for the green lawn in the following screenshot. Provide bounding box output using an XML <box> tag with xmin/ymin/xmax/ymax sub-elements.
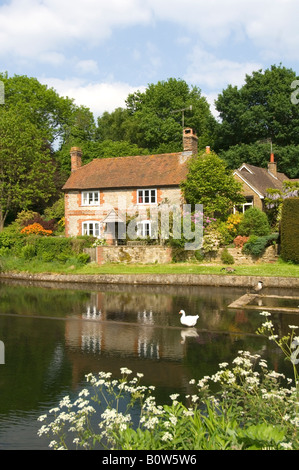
<box><xmin>78</xmin><ymin>261</ymin><xmax>299</xmax><ymax>277</ymax></box>
<box><xmin>2</xmin><ymin>256</ymin><xmax>298</xmax><ymax>278</ymax></box>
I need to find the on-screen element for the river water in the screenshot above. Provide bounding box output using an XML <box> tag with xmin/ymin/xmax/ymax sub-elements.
<box><xmin>0</xmin><ymin>279</ymin><xmax>298</xmax><ymax>450</ymax></box>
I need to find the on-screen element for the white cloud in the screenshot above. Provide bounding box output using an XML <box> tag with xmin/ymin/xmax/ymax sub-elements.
<box><xmin>0</xmin><ymin>0</ymin><xmax>151</xmax><ymax>59</ymax></box>
<box><xmin>147</xmin><ymin>0</ymin><xmax>299</xmax><ymax>59</ymax></box>
<box><xmin>184</xmin><ymin>45</ymin><xmax>262</xmax><ymax>90</ymax></box>
<box><xmin>40</xmin><ymin>77</ymin><xmax>146</xmax><ymax>117</ymax></box>
<box><xmin>1</xmin><ymin>0</ymin><xmax>298</xmax><ymax>70</ymax></box>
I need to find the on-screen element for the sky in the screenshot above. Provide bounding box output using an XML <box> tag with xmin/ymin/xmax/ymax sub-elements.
<box><xmin>0</xmin><ymin>0</ymin><xmax>299</xmax><ymax>120</ymax></box>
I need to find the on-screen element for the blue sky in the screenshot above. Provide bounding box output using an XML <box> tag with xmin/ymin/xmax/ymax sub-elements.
<box><xmin>0</xmin><ymin>0</ymin><xmax>298</xmax><ymax>119</ymax></box>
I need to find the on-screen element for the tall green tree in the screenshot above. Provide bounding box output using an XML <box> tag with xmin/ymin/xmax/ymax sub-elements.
<box><xmin>0</xmin><ymin>108</ymin><xmax>56</xmax><ymax>230</ymax></box>
<box><xmin>0</xmin><ymin>73</ymin><xmax>76</xmax><ymax>147</ymax></box>
<box><xmin>181</xmin><ymin>151</ymin><xmax>245</xmax><ymax>218</ymax></box>
<box><xmin>215</xmin><ymin>65</ymin><xmax>299</xmax><ymax>151</ymax></box>
<box><xmin>219</xmin><ymin>142</ymin><xmax>299</xmax><ymax>178</ymax></box>
<box><xmin>97</xmin><ymin>78</ymin><xmax>216</xmax><ymax>153</ymax></box>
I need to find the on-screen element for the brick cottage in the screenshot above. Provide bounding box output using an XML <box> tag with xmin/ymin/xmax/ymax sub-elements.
<box><xmin>62</xmin><ymin>128</ymin><xmax>199</xmax><ymax>245</ymax></box>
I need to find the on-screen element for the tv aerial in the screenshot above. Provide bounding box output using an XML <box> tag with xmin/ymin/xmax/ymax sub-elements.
<box><xmin>170</xmin><ymin>105</ymin><xmax>193</xmax><ymax>129</ymax></box>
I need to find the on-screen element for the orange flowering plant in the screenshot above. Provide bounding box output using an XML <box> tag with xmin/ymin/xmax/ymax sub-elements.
<box><xmin>21</xmin><ymin>223</ymin><xmax>53</xmax><ymax>236</ymax></box>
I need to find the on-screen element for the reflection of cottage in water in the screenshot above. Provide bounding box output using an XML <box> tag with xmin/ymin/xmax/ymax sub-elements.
<box><xmin>65</xmin><ymin>292</ymin><xmax>180</xmax><ymax>361</ymax></box>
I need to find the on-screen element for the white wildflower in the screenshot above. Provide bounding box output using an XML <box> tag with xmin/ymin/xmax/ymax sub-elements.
<box><xmin>280</xmin><ymin>442</ymin><xmax>293</xmax><ymax>450</ymax></box>
<box><xmin>37</xmin><ymin>414</ymin><xmax>47</xmax><ymax>422</ymax></box>
<box><xmin>161</xmin><ymin>432</ymin><xmax>172</xmax><ymax>442</ymax></box>
<box><xmin>219</xmin><ymin>362</ymin><xmax>228</xmax><ymax>368</ymax></box>
<box><xmin>261</xmin><ymin>320</ymin><xmax>274</xmax><ymax>329</ymax></box>
<box><xmin>170</xmin><ymin>393</ymin><xmax>179</xmax><ymax>401</ymax></box>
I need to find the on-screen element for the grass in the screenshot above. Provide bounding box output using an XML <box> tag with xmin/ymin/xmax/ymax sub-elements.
<box><xmin>1</xmin><ymin>255</ymin><xmax>299</xmax><ymax>278</ymax></box>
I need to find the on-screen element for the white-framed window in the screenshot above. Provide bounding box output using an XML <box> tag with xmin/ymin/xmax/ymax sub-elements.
<box><xmin>137</xmin><ymin>220</ymin><xmax>151</xmax><ymax>238</ymax></box>
<box><xmin>234</xmin><ymin>197</ymin><xmax>254</xmax><ymax>214</ymax></box>
<box><xmin>81</xmin><ymin>191</ymin><xmax>100</xmax><ymax>206</ymax></box>
<box><xmin>82</xmin><ymin>221</ymin><xmax>101</xmax><ymax>237</ymax></box>
<box><xmin>137</xmin><ymin>189</ymin><xmax>157</xmax><ymax>205</ymax></box>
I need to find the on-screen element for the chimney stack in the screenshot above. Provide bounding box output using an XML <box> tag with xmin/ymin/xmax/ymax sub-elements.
<box><xmin>70</xmin><ymin>147</ymin><xmax>82</xmax><ymax>172</ymax></box>
<box><xmin>268</xmin><ymin>153</ymin><xmax>277</xmax><ymax>178</ymax></box>
<box><xmin>183</xmin><ymin>128</ymin><xmax>198</xmax><ymax>156</ymax></box>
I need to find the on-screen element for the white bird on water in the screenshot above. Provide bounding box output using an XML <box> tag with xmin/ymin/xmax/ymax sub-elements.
<box><xmin>179</xmin><ymin>310</ymin><xmax>199</xmax><ymax>327</ymax></box>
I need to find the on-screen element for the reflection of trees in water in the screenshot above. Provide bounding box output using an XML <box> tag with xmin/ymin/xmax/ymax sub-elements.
<box><xmin>0</xmin><ymin>282</ymin><xmax>89</xmax><ymax>317</ymax></box>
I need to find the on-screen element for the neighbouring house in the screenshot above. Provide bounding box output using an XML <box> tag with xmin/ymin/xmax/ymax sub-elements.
<box><xmin>233</xmin><ymin>153</ymin><xmax>289</xmax><ymax>213</ymax></box>
<box><xmin>62</xmin><ymin>128</ymin><xmax>198</xmax><ymax>244</ymax></box>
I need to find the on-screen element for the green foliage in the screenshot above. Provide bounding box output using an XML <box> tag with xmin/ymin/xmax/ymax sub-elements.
<box><xmin>0</xmin><ymin>73</ymin><xmax>76</xmax><ymax>145</ymax></box>
<box><xmin>280</xmin><ymin>197</ymin><xmax>299</xmax><ymax>263</ymax></box>
<box><xmin>181</xmin><ymin>152</ymin><xmax>245</xmax><ymax>217</ymax></box>
<box><xmin>97</xmin><ymin>78</ymin><xmax>216</xmax><ymax>152</ymax></box>
<box><xmin>0</xmin><ymin>225</ymin><xmax>26</xmax><ymax>255</ymax></box>
<box><xmin>215</xmin><ymin>65</ymin><xmax>299</xmax><ymax>151</ymax></box>
<box><xmin>242</xmin><ymin>233</ymin><xmax>278</xmax><ymax>257</ymax></box>
<box><xmin>238</xmin><ymin>207</ymin><xmax>271</xmax><ymax>236</ymax></box>
<box><xmin>0</xmin><ymin>108</ymin><xmax>56</xmax><ymax>229</ymax></box>
<box><xmin>0</xmin><ymin>226</ymin><xmax>91</xmax><ymax>265</ymax></box>
<box><xmin>220</xmin><ymin>248</ymin><xmax>234</xmax><ymax>265</ymax></box>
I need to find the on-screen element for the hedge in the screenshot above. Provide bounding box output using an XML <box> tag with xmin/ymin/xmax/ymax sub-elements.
<box><xmin>280</xmin><ymin>197</ymin><xmax>299</xmax><ymax>263</ymax></box>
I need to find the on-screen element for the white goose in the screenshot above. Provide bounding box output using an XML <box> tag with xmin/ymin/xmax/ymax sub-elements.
<box><xmin>179</xmin><ymin>310</ymin><xmax>199</xmax><ymax>327</ymax></box>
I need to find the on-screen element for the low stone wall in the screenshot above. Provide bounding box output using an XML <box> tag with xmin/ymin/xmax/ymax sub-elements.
<box><xmin>215</xmin><ymin>245</ymin><xmax>278</xmax><ymax>265</ymax></box>
<box><xmin>96</xmin><ymin>245</ymin><xmax>172</xmax><ymax>265</ymax></box>
<box><xmin>87</xmin><ymin>244</ymin><xmax>278</xmax><ymax>265</ymax></box>
<box><xmin>1</xmin><ymin>271</ymin><xmax>299</xmax><ymax>289</ymax></box>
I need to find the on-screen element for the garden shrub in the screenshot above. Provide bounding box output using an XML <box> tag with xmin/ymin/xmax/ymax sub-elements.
<box><xmin>16</xmin><ymin>210</ymin><xmax>57</xmax><ymax>232</ymax></box>
<box><xmin>35</xmin><ymin>237</ymin><xmax>74</xmax><ymax>262</ymax></box>
<box><xmin>280</xmin><ymin>197</ymin><xmax>299</xmax><ymax>263</ymax></box>
<box><xmin>20</xmin><ymin>244</ymin><xmax>36</xmax><ymax>260</ymax></box>
<box><xmin>75</xmin><ymin>252</ymin><xmax>90</xmax><ymax>264</ymax></box>
<box><xmin>233</xmin><ymin>235</ymin><xmax>249</xmax><ymax>248</ymax></box>
<box><xmin>239</xmin><ymin>207</ymin><xmax>270</xmax><ymax>236</ymax></box>
<box><xmin>220</xmin><ymin>247</ymin><xmax>234</xmax><ymax>264</ymax></box>
<box><xmin>242</xmin><ymin>233</ymin><xmax>279</xmax><ymax>257</ymax></box>
<box><xmin>21</xmin><ymin>223</ymin><xmax>53</xmax><ymax>236</ymax></box>
<box><xmin>0</xmin><ymin>226</ymin><xmax>26</xmax><ymax>255</ymax></box>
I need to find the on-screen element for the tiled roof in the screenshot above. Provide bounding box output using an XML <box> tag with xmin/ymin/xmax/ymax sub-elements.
<box><xmin>63</xmin><ymin>152</ymin><xmax>191</xmax><ymax>190</ymax></box>
<box><xmin>234</xmin><ymin>163</ymin><xmax>288</xmax><ymax>197</ymax></box>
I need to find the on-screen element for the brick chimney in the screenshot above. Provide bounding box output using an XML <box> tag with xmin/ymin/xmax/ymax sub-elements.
<box><xmin>268</xmin><ymin>153</ymin><xmax>277</xmax><ymax>178</ymax></box>
<box><xmin>183</xmin><ymin>128</ymin><xmax>198</xmax><ymax>155</ymax></box>
<box><xmin>70</xmin><ymin>147</ymin><xmax>82</xmax><ymax>172</ymax></box>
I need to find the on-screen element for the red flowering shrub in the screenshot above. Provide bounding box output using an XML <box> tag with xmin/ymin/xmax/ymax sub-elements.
<box><xmin>233</xmin><ymin>235</ymin><xmax>249</xmax><ymax>248</ymax></box>
<box><xmin>22</xmin><ymin>213</ymin><xmax>56</xmax><ymax>232</ymax></box>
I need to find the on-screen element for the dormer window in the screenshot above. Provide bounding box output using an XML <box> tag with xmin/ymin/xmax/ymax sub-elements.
<box><xmin>82</xmin><ymin>191</ymin><xmax>100</xmax><ymax>206</ymax></box>
<box><xmin>137</xmin><ymin>189</ymin><xmax>157</xmax><ymax>204</ymax></box>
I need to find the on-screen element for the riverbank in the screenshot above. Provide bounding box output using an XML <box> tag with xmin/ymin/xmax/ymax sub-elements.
<box><xmin>1</xmin><ymin>268</ymin><xmax>299</xmax><ymax>288</ymax></box>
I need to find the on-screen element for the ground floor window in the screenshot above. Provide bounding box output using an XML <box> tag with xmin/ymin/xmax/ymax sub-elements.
<box><xmin>82</xmin><ymin>221</ymin><xmax>100</xmax><ymax>237</ymax></box>
<box><xmin>137</xmin><ymin>220</ymin><xmax>151</xmax><ymax>237</ymax></box>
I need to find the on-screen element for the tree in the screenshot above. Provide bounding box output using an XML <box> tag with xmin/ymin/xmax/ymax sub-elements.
<box><xmin>97</xmin><ymin>78</ymin><xmax>217</xmax><ymax>153</ymax></box>
<box><xmin>0</xmin><ymin>73</ymin><xmax>76</xmax><ymax>147</ymax></box>
<box><xmin>0</xmin><ymin>108</ymin><xmax>56</xmax><ymax>230</ymax></box>
<box><xmin>215</xmin><ymin>65</ymin><xmax>299</xmax><ymax>151</ymax></box>
<box><xmin>181</xmin><ymin>152</ymin><xmax>245</xmax><ymax>218</ymax></box>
